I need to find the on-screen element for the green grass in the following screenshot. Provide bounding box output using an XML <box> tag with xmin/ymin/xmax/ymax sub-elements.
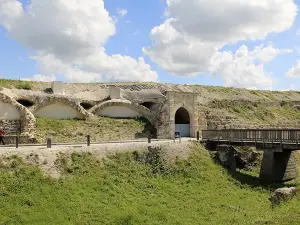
<box><xmin>35</xmin><ymin>117</ymin><xmax>154</xmax><ymax>143</ymax></box>
<box><xmin>0</xmin><ymin>143</ymin><xmax>300</xmax><ymax>225</ymax></box>
<box><xmin>207</xmin><ymin>99</ymin><xmax>300</xmax><ymax>127</ymax></box>
<box><xmin>0</xmin><ymin>79</ymin><xmax>34</xmax><ymax>90</ymax></box>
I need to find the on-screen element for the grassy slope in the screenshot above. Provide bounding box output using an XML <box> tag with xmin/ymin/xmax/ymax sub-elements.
<box><xmin>205</xmin><ymin>100</ymin><xmax>300</xmax><ymax>127</ymax></box>
<box><xmin>0</xmin><ymin>79</ymin><xmax>48</xmax><ymax>91</ymax></box>
<box><xmin>0</xmin><ymin>143</ymin><xmax>300</xmax><ymax>225</ymax></box>
<box><xmin>36</xmin><ymin>117</ymin><xmax>153</xmax><ymax>143</ymax></box>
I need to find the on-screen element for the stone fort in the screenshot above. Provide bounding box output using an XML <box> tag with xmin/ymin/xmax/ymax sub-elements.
<box><xmin>1</xmin><ymin>81</ymin><xmax>300</xmax><ymax>142</ymax></box>
<box><xmin>0</xmin><ymin>81</ymin><xmax>207</xmax><ymax>140</ymax></box>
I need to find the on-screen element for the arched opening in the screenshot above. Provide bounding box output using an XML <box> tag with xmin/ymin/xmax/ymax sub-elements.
<box><xmin>80</xmin><ymin>102</ymin><xmax>94</xmax><ymax>110</ymax></box>
<box><xmin>175</xmin><ymin>107</ymin><xmax>190</xmax><ymax>137</ymax></box>
<box><xmin>134</xmin><ymin>117</ymin><xmax>158</xmax><ymax>139</ymax></box>
<box><xmin>140</xmin><ymin>102</ymin><xmax>156</xmax><ymax>110</ymax></box>
<box><xmin>17</xmin><ymin>99</ymin><xmax>34</xmax><ymax>107</ymax></box>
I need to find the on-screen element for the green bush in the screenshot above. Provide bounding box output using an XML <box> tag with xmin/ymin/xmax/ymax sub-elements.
<box><xmin>16</xmin><ymin>81</ymin><xmax>32</xmax><ymax>90</ymax></box>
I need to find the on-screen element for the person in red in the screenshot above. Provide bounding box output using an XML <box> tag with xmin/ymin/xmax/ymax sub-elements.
<box><xmin>0</xmin><ymin>130</ymin><xmax>5</xmax><ymax>145</ymax></box>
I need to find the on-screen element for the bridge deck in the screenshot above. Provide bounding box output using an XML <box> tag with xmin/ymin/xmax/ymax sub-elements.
<box><xmin>202</xmin><ymin>129</ymin><xmax>300</xmax><ymax>150</ymax></box>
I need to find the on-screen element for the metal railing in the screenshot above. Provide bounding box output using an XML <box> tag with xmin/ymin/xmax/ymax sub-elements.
<box><xmin>202</xmin><ymin>129</ymin><xmax>300</xmax><ymax>143</ymax></box>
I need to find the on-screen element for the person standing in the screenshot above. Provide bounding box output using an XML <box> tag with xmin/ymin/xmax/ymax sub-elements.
<box><xmin>0</xmin><ymin>130</ymin><xmax>5</xmax><ymax>145</ymax></box>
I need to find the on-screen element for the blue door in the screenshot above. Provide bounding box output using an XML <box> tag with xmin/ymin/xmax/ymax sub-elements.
<box><xmin>175</xmin><ymin>124</ymin><xmax>190</xmax><ymax>137</ymax></box>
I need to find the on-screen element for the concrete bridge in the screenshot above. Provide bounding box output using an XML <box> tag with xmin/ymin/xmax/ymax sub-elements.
<box><xmin>201</xmin><ymin>129</ymin><xmax>300</xmax><ymax>183</ymax></box>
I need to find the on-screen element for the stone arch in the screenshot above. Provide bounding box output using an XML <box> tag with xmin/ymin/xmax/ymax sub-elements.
<box><xmin>0</xmin><ymin>92</ymin><xmax>36</xmax><ymax>135</ymax></box>
<box><xmin>91</xmin><ymin>100</ymin><xmax>154</xmax><ymax>124</ymax></box>
<box><xmin>31</xmin><ymin>97</ymin><xmax>88</xmax><ymax>120</ymax></box>
<box><xmin>174</xmin><ymin>107</ymin><xmax>191</xmax><ymax>137</ymax></box>
<box><xmin>165</xmin><ymin>91</ymin><xmax>208</xmax><ymax>139</ymax></box>
<box><xmin>170</xmin><ymin>103</ymin><xmax>196</xmax><ymax>138</ymax></box>
<box><xmin>175</xmin><ymin>107</ymin><xmax>190</xmax><ymax>124</ymax></box>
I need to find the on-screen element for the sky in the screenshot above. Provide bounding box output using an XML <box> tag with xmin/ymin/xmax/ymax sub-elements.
<box><xmin>0</xmin><ymin>0</ymin><xmax>299</xmax><ymax>90</ymax></box>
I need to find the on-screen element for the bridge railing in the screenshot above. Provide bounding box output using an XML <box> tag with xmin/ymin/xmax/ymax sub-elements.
<box><xmin>202</xmin><ymin>129</ymin><xmax>300</xmax><ymax>143</ymax></box>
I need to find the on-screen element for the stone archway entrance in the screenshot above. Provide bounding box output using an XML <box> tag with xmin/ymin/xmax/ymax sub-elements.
<box><xmin>175</xmin><ymin>107</ymin><xmax>190</xmax><ymax>137</ymax></box>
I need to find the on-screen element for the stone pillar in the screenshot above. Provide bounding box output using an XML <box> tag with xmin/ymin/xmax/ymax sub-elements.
<box><xmin>170</xmin><ymin>119</ymin><xmax>175</xmax><ymax>139</ymax></box>
<box><xmin>51</xmin><ymin>81</ymin><xmax>64</xmax><ymax>94</ymax></box>
<box><xmin>191</xmin><ymin>125</ymin><xmax>197</xmax><ymax>138</ymax></box>
<box><xmin>167</xmin><ymin>93</ymin><xmax>175</xmax><ymax>139</ymax></box>
<box><xmin>259</xmin><ymin>149</ymin><xmax>298</xmax><ymax>183</ymax></box>
<box><xmin>109</xmin><ymin>87</ymin><xmax>121</xmax><ymax>99</ymax></box>
<box><xmin>259</xmin><ymin>150</ymin><xmax>275</xmax><ymax>183</ymax></box>
<box><xmin>192</xmin><ymin>94</ymin><xmax>200</xmax><ymax>138</ymax></box>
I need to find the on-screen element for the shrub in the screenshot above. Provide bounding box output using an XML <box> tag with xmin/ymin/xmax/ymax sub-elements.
<box><xmin>16</xmin><ymin>81</ymin><xmax>32</xmax><ymax>90</ymax></box>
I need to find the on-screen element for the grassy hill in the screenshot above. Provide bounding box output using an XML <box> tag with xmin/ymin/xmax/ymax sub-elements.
<box><xmin>203</xmin><ymin>99</ymin><xmax>300</xmax><ymax>129</ymax></box>
<box><xmin>35</xmin><ymin>117</ymin><xmax>154</xmax><ymax>144</ymax></box>
<box><xmin>0</xmin><ymin>143</ymin><xmax>299</xmax><ymax>225</ymax></box>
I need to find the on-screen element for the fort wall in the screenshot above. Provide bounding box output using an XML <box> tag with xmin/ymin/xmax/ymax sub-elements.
<box><xmin>1</xmin><ymin>81</ymin><xmax>300</xmax><ymax>140</ymax></box>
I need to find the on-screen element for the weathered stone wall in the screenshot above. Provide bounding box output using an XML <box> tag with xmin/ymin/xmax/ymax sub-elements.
<box><xmin>0</xmin><ymin>101</ymin><xmax>21</xmax><ymax>120</ymax></box>
<box><xmin>205</xmin><ymin>107</ymin><xmax>300</xmax><ymax>130</ymax></box>
<box><xmin>153</xmin><ymin>101</ymin><xmax>170</xmax><ymax>139</ymax></box>
<box><xmin>206</xmin><ymin>111</ymin><xmax>246</xmax><ymax>130</ymax></box>
<box><xmin>0</xmin><ymin>120</ymin><xmax>21</xmax><ymax>134</ymax></box>
<box><xmin>0</xmin><ymin>92</ymin><xmax>36</xmax><ymax>135</ymax></box>
<box><xmin>5</xmin><ymin>81</ymin><xmax>300</xmax><ymax>141</ymax></box>
<box><xmin>164</xmin><ymin>92</ymin><xmax>207</xmax><ymax>139</ymax></box>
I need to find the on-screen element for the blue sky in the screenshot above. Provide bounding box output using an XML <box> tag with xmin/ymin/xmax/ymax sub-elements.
<box><xmin>0</xmin><ymin>0</ymin><xmax>299</xmax><ymax>90</ymax></box>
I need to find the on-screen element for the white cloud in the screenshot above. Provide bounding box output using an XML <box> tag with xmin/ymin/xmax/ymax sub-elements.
<box><xmin>250</xmin><ymin>43</ymin><xmax>293</xmax><ymax>62</ymax></box>
<box><xmin>2</xmin><ymin>0</ymin><xmax>116</xmax><ymax>59</ymax></box>
<box><xmin>144</xmin><ymin>18</ymin><xmax>218</xmax><ymax>77</ymax></box>
<box><xmin>209</xmin><ymin>43</ymin><xmax>292</xmax><ymax>89</ymax></box>
<box><xmin>21</xmin><ymin>74</ymin><xmax>56</xmax><ymax>82</ymax></box>
<box><xmin>0</xmin><ymin>0</ymin><xmax>157</xmax><ymax>82</ymax></box>
<box><xmin>210</xmin><ymin>45</ymin><xmax>279</xmax><ymax>89</ymax></box>
<box><xmin>287</xmin><ymin>60</ymin><xmax>300</xmax><ymax>78</ymax></box>
<box><xmin>117</xmin><ymin>8</ymin><xmax>127</xmax><ymax>17</ymax></box>
<box><xmin>144</xmin><ymin>0</ymin><xmax>297</xmax><ymax>88</ymax></box>
<box><xmin>32</xmin><ymin>53</ymin><xmax>157</xmax><ymax>82</ymax></box>
<box><xmin>0</xmin><ymin>0</ymin><xmax>23</xmax><ymax>29</ymax></box>
<box><xmin>164</xmin><ymin>0</ymin><xmax>297</xmax><ymax>43</ymax></box>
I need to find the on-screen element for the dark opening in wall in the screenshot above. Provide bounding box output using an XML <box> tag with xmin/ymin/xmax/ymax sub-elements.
<box><xmin>17</xmin><ymin>99</ymin><xmax>34</xmax><ymax>107</ymax></box>
<box><xmin>80</xmin><ymin>102</ymin><xmax>94</xmax><ymax>110</ymax></box>
<box><xmin>134</xmin><ymin>117</ymin><xmax>158</xmax><ymax>139</ymax></box>
<box><xmin>140</xmin><ymin>102</ymin><xmax>155</xmax><ymax>110</ymax></box>
<box><xmin>175</xmin><ymin>107</ymin><xmax>190</xmax><ymax>124</ymax></box>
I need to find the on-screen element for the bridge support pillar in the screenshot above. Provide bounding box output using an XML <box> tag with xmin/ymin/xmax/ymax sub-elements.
<box><xmin>259</xmin><ymin>149</ymin><xmax>297</xmax><ymax>183</ymax></box>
